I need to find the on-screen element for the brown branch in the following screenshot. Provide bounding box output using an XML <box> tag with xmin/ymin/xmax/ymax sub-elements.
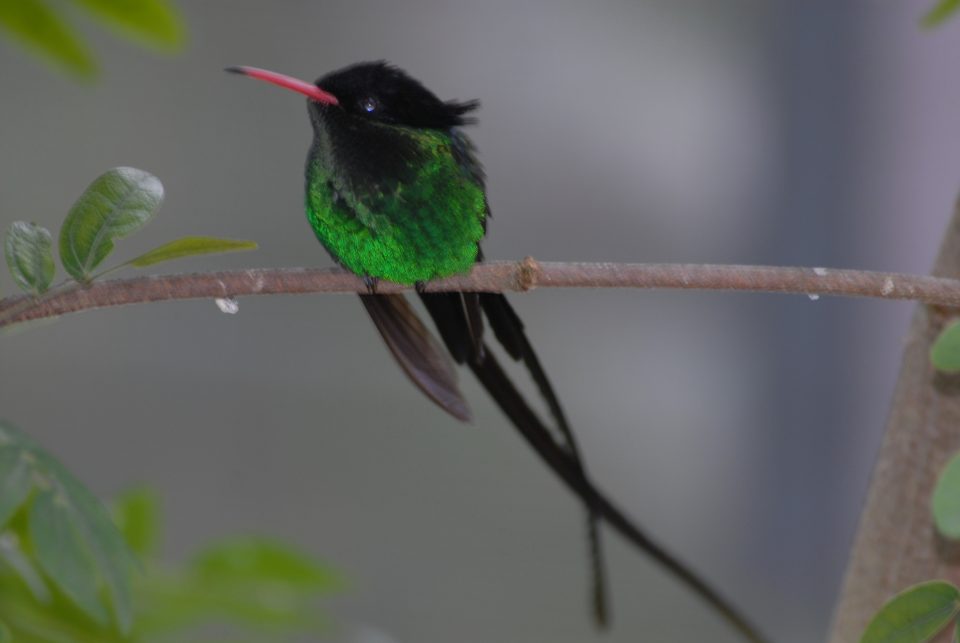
<box><xmin>827</xmin><ymin>200</ymin><xmax>960</xmax><ymax>642</ymax></box>
<box><xmin>3</xmin><ymin>258</ymin><xmax>960</xmax><ymax>328</ymax></box>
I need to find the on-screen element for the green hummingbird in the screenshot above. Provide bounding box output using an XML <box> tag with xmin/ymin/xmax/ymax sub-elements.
<box><xmin>227</xmin><ymin>61</ymin><xmax>765</xmax><ymax>642</ymax></box>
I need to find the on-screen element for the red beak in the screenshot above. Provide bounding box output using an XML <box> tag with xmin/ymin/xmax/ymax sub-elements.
<box><xmin>226</xmin><ymin>66</ymin><xmax>339</xmax><ymax>106</ymax></box>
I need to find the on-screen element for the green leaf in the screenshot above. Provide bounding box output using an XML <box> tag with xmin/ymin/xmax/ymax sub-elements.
<box><xmin>0</xmin><ymin>422</ymin><xmax>137</xmax><ymax>633</ymax></box>
<box><xmin>931</xmin><ymin>320</ymin><xmax>960</xmax><ymax>372</ymax></box>
<box><xmin>0</xmin><ymin>587</ymin><xmax>111</xmax><ymax>643</ymax></box>
<box><xmin>113</xmin><ymin>487</ymin><xmax>160</xmax><ymax>558</ymax></box>
<box><xmin>933</xmin><ymin>450</ymin><xmax>960</xmax><ymax>539</ymax></box>
<box><xmin>132</xmin><ymin>537</ymin><xmax>342</xmax><ymax>631</ymax></box>
<box><xmin>0</xmin><ymin>446</ymin><xmax>34</xmax><ymax>527</ymax></box>
<box><xmin>30</xmin><ymin>489</ymin><xmax>109</xmax><ymax>625</ymax></box>
<box><xmin>191</xmin><ymin>537</ymin><xmax>341</xmax><ymax>592</ymax></box>
<box><xmin>126</xmin><ymin>532</ymin><xmax>341</xmax><ymax>637</ymax></box>
<box><xmin>59</xmin><ymin>167</ymin><xmax>164</xmax><ymax>282</ymax></box>
<box><xmin>128</xmin><ymin>236</ymin><xmax>258</xmax><ymax>268</ymax></box>
<box><xmin>923</xmin><ymin>0</ymin><xmax>960</xmax><ymax>27</ymax></box>
<box><xmin>5</xmin><ymin>222</ymin><xmax>56</xmax><ymax>295</ymax></box>
<box><xmin>0</xmin><ymin>0</ymin><xmax>96</xmax><ymax>78</ymax></box>
<box><xmin>0</xmin><ymin>529</ymin><xmax>52</xmax><ymax>602</ymax></box>
<box><xmin>33</xmin><ymin>457</ymin><xmax>136</xmax><ymax>633</ymax></box>
<box><xmin>71</xmin><ymin>0</ymin><xmax>185</xmax><ymax>50</ymax></box>
<box><xmin>861</xmin><ymin>580</ymin><xmax>960</xmax><ymax>643</ymax></box>
<box><xmin>135</xmin><ymin>577</ymin><xmax>329</xmax><ymax>634</ymax></box>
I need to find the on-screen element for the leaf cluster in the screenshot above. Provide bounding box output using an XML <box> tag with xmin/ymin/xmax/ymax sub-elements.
<box><xmin>0</xmin><ymin>422</ymin><xmax>341</xmax><ymax>641</ymax></box>
<box><xmin>3</xmin><ymin>167</ymin><xmax>256</xmax><ymax>325</ymax></box>
<box><xmin>0</xmin><ymin>0</ymin><xmax>184</xmax><ymax>79</ymax></box>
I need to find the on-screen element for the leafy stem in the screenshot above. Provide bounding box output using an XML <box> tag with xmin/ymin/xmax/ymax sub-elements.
<box><xmin>2</xmin><ymin>168</ymin><xmax>257</xmax><ymax>328</ymax></box>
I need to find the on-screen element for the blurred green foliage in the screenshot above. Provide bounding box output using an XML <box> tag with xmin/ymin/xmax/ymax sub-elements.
<box><xmin>924</xmin><ymin>0</ymin><xmax>960</xmax><ymax>27</ymax></box>
<box><xmin>0</xmin><ymin>0</ymin><xmax>184</xmax><ymax>79</ymax></box>
<box><xmin>0</xmin><ymin>424</ymin><xmax>342</xmax><ymax>642</ymax></box>
<box><xmin>0</xmin><ymin>421</ymin><xmax>137</xmax><ymax>633</ymax></box>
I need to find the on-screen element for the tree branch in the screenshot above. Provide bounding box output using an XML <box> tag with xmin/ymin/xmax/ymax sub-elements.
<box><xmin>827</xmin><ymin>200</ymin><xmax>960</xmax><ymax>642</ymax></box>
<box><xmin>2</xmin><ymin>258</ymin><xmax>960</xmax><ymax>328</ymax></box>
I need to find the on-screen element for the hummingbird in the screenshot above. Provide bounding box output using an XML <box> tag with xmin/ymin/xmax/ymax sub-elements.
<box><xmin>227</xmin><ymin>61</ymin><xmax>765</xmax><ymax>642</ymax></box>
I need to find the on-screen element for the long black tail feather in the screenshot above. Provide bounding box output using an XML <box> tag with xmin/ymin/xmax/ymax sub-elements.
<box><xmin>476</xmin><ymin>293</ymin><xmax>608</xmax><ymax>626</ymax></box>
<box><xmin>421</xmin><ymin>291</ymin><xmax>608</xmax><ymax>624</ymax></box>
<box><xmin>364</xmin><ymin>291</ymin><xmax>767</xmax><ymax>643</ymax></box>
<box><xmin>466</xmin><ymin>339</ymin><xmax>767</xmax><ymax>643</ymax></box>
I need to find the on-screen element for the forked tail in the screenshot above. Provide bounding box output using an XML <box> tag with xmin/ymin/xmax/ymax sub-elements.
<box><xmin>361</xmin><ymin>292</ymin><xmax>768</xmax><ymax>643</ymax></box>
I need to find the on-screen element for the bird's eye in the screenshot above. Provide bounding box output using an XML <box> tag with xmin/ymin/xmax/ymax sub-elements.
<box><xmin>359</xmin><ymin>97</ymin><xmax>378</xmax><ymax>113</ymax></box>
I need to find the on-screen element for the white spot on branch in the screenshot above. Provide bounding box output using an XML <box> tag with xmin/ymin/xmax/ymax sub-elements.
<box><xmin>215</xmin><ymin>297</ymin><xmax>239</xmax><ymax>314</ymax></box>
<box><xmin>882</xmin><ymin>278</ymin><xmax>895</xmax><ymax>296</ymax></box>
<box><xmin>246</xmin><ymin>269</ymin><xmax>266</xmax><ymax>292</ymax></box>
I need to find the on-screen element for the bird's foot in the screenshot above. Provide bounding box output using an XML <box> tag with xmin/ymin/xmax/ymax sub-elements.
<box><xmin>414</xmin><ymin>281</ymin><xmax>428</xmax><ymax>294</ymax></box>
<box><xmin>363</xmin><ymin>276</ymin><xmax>379</xmax><ymax>295</ymax></box>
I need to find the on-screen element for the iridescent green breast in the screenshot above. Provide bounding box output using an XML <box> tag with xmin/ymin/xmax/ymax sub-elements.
<box><xmin>305</xmin><ymin>126</ymin><xmax>487</xmax><ymax>285</ymax></box>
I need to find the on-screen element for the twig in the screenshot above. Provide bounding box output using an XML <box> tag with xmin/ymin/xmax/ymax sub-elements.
<box><xmin>2</xmin><ymin>259</ymin><xmax>960</xmax><ymax>328</ymax></box>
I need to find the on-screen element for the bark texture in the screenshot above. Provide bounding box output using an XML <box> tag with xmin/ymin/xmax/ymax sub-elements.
<box><xmin>829</xmin><ymin>199</ymin><xmax>960</xmax><ymax>642</ymax></box>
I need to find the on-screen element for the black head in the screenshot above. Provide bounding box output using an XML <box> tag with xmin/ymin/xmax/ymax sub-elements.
<box><xmin>227</xmin><ymin>62</ymin><xmax>485</xmax><ymax>191</ymax></box>
<box><xmin>226</xmin><ymin>62</ymin><xmax>479</xmax><ymax>131</ymax></box>
<box><xmin>316</xmin><ymin>61</ymin><xmax>479</xmax><ymax>129</ymax></box>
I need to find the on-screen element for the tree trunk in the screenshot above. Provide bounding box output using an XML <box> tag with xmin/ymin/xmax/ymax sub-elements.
<box><xmin>829</xmin><ymin>197</ymin><xmax>960</xmax><ymax>642</ymax></box>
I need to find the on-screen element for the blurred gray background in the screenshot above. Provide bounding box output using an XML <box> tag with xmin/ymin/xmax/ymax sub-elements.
<box><xmin>2</xmin><ymin>1</ymin><xmax>959</xmax><ymax>641</ymax></box>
